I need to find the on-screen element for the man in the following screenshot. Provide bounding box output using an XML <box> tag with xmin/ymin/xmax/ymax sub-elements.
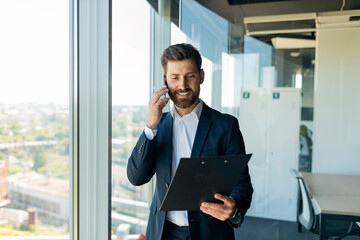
<box><xmin>127</xmin><ymin>43</ymin><xmax>253</xmax><ymax>240</ymax></box>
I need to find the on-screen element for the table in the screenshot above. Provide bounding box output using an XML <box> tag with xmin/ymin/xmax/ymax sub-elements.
<box><xmin>300</xmin><ymin>172</ymin><xmax>360</xmax><ymax>240</ymax></box>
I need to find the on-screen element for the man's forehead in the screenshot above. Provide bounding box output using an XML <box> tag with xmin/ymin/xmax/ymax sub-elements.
<box><xmin>168</xmin><ymin>71</ymin><xmax>197</xmax><ymax>75</ymax></box>
<box><xmin>166</xmin><ymin>59</ymin><xmax>198</xmax><ymax>73</ymax></box>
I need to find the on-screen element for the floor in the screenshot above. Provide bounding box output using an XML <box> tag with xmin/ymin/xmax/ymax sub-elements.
<box><xmin>235</xmin><ymin>216</ymin><xmax>360</xmax><ymax>240</ymax></box>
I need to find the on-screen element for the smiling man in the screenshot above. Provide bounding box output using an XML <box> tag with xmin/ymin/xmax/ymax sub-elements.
<box><xmin>127</xmin><ymin>43</ymin><xmax>253</xmax><ymax>240</ymax></box>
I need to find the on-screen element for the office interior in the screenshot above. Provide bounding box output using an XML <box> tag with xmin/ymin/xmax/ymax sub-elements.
<box><xmin>0</xmin><ymin>0</ymin><xmax>359</xmax><ymax>239</ymax></box>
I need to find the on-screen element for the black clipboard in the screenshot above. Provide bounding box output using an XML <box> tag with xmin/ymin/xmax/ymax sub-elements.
<box><xmin>159</xmin><ymin>153</ymin><xmax>252</xmax><ymax>211</ymax></box>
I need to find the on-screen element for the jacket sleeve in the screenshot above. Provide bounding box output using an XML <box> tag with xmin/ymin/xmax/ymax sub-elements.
<box><xmin>127</xmin><ymin>130</ymin><xmax>157</xmax><ymax>186</ymax></box>
<box><xmin>225</xmin><ymin>117</ymin><xmax>253</xmax><ymax>228</ymax></box>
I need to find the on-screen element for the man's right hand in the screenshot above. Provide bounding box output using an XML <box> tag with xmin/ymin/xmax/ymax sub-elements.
<box><xmin>147</xmin><ymin>86</ymin><xmax>170</xmax><ymax>130</ymax></box>
<box><xmin>137</xmin><ymin>233</ymin><xmax>145</xmax><ymax>240</ymax></box>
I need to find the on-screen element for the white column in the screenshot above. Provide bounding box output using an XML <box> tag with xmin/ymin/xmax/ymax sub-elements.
<box><xmin>78</xmin><ymin>0</ymin><xmax>111</xmax><ymax>239</ymax></box>
<box><xmin>312</xmin><ymin>13</ymin><xmax>360</xmax><ymax>174</ymax></box>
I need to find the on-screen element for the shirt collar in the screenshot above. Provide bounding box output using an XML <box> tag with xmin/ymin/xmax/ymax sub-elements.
<box><xmin>170</xmin><ymin>99</ymin><xmax>203</xmax><ymax>120</ymax></box>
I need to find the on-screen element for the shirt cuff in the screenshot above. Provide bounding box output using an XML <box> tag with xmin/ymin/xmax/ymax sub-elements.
<box><xmin>144</xmin><ymin>125</ymin><xmax>157</xmax><ymax>140</ymax></box>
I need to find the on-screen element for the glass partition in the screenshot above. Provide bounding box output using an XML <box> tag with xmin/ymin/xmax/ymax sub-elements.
<box><xmin>170</xmin><ymin>0</ymin><xmax>315</xmax><ymax>238</ymax></box>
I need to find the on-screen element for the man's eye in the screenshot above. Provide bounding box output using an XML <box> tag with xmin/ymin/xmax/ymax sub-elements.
<box><xmin>188</xmin><ymin>75</ymin><xmax>195</xmax><ymax>78</ymax></box>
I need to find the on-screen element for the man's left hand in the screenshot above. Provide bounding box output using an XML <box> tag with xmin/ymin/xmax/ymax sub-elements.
<box><xmin>200</xmin><ymin>193</ymin><xmax>236</xmax><ymax>221</ymax></box>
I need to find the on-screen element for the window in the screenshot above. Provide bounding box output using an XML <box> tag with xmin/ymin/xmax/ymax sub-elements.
<box><xmin>111</xmin><ymin>0</ymin><xmax>151</xmax><ymax>238</ymax></box>
<box><xmin>170</xmin><ymin>0</ymin><xmax>310</xmax><ymax>232</ymax></box>
<box><xmin>0</xmin><ymin>0</ymin><xmax>70</xmax><ymax>238</ymax></box>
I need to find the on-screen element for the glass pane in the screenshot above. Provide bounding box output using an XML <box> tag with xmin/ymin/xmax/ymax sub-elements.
<box><xmin>240</xmin><ymin>35</ymin><xmax>315</xmax><ymax>221</ymax></box>
<box><xmin>184</xmin><ymin>0</ymin><xmax>228</xmax><ymax>111</ymax></box>
<box><xmin>169</xmin><ymin>1</ymin><xmax>360</xmax><ymax>239</ymax></box>
<box><xmin>111</xmin><ymin>0</ymin><xmax>151</xmax><ymax>238</ymax></box>
<box><xmin>171</xmin><ymin>0</ymin><xmax>229</xmax><ymax>113</ymax></box>
<box><xmin>0</xmin><ymin>0</ymin><xmax>70</xmax><ymax>238</ymax></box>
<box><xmin>170</xmin><ymin>0</ymin><xmax>316</xmax><ymax>239</ymax></box>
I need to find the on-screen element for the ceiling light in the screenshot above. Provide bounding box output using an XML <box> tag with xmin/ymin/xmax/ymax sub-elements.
<box><xmin>271</xmin><ymin>37</ymin><xmax>316</xmax><ymax>49</ymax></box>
<box><xmin>290</xmin><ymin>52</ymin><xmax>301</xmax><ymax>57</ymax></box>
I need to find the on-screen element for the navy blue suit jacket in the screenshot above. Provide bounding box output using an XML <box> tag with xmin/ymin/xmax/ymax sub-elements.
<box><xmin>127</xmin><ymin>103</ymin><xmax>253</xmax><ymax>240</ymax></box>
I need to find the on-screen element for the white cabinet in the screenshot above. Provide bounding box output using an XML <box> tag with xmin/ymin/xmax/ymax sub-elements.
<box><xmin>239</xmin><ymin>88</ymin><xmax>301</xmax><ymax>221</ymax></box>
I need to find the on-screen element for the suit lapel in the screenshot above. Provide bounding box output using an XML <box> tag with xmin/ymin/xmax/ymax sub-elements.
<box><xmin>162</xmin><ymin>112</ymin><xmax>173</xmax><ymax>182</ymax></box>
<box><xmin>191</xmin><ymin>103</ymin><xmax>212</xmax><ymax>158</ymax></box>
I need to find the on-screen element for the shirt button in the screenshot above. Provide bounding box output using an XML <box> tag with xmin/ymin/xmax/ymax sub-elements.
<box><xmin>165</xmin><ymin>183</ymin><xmax>169</xmax><ymax>188</ymax></box>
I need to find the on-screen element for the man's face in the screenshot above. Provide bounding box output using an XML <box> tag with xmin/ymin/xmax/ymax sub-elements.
<box><xmin>165</xmin><ymin>59</ymin><xmax>204</xmax><ymax>110</ymax></box>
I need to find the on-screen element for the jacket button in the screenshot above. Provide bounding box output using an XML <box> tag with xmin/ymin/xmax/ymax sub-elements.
<box><xmin>138</xmin><ymin>143</ymin><xmax>144</xmax><ymax>153</ymax></box>
<box><xmin>190</xmin><ymin>219</ymin><xmax>194</xmax><ymax>222</ymax></box>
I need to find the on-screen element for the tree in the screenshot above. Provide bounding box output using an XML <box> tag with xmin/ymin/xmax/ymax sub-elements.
<box><xmin>0</xmin><ymin>152</ymin><xmax>5</xmax><ymax>160</ymax></box>
<box><xmin>32</xmin><ymin>147</ymin><xmax>48</xmax><ymax>171</ymax></box>
<box><xmin>38</xmin><ymin>159</ymin><xmax>69</xmax><ymax>179</ymax></box>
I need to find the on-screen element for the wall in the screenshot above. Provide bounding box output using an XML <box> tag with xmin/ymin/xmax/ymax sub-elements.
<box><xmin>313</xmin><ymin>26</ymin><xmax>360</xmax><ymax>174</ymax></box>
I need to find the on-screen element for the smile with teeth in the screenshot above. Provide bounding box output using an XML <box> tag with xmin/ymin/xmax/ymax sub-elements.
<box><xmin>178</xmin><ymin>92</ymin><xmax>190</xmax><ymax>96</ymax></box>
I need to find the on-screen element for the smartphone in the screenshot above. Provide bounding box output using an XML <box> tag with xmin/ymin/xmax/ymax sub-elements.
<box><xmin>163</xmin><ymin>75</ymin><xmax>168</xmax><ymax>86</ymax></box>
<box><xmin>164</xmin><ymin>75</ymin><xmax>169</xmax><ymax>98</ymax></box>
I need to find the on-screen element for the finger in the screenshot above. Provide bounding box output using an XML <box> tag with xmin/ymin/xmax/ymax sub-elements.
<box><xmin>201</xmin><ymin>202</ymin><xmax>227</xmax><ymax>212</ymax></box>
<box><xmin>150</xmin><ymin>90</ymin><xmax>168</xmax><ymax>105</ymax></box>
<box><xmin>201</xmin><ymin>201</ymin><xmax>235</xmax><ymax>217</ymax></box>
<box><xmin>137</xmin><ymin>234</ymin><xmax>145</xmax><ymax>240</ymax></box>
<box><xmin>200</xmin><ymin>206</ymin><xmax>228</xmax><ymax>221</ymax></box>
<box><xmin>156</xmin><ymin>97</ymin><xmax>170</xmax><ymax>109</ymax></box>
<box><xmin>151</xmin><ymin>87</ymin><xmax>169</xmax><ymax>104</ymax></box>
<box><xmin>214</xmin><ymin>193</ymin><xmax>231</xmax><ymax>204</ymax></box>
<box><xmin>201</xmin><ymin>204</ymin><xmax>233</xmax><ymax>221</ymax></box>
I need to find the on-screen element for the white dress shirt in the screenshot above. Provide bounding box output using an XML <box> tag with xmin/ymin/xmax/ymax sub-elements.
<box><xmin>144</xmin><ymin>100</ymin><xmax>203</xmax><ymax>227</ymax></box>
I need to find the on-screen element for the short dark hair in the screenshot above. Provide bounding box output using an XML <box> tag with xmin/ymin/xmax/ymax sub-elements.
<box><xmin>161</xmin><ymin>43</ymin><xmax>202</xmax><ymax>74</ymax></box>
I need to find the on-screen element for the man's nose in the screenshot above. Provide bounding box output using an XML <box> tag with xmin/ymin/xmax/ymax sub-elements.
<box><xmin>178</xmin><ymin>77</ymin><xmax>188</xmax><ymax>89</ymax></box>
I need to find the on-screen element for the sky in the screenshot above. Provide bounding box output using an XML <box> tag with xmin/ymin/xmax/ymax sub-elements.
<box><xmin>0</xmin><ymin>0</ymin><xmax>69</xmax><ymax>104</ymax></box>
<box><xmin>112</xmin><ymin>0</ymin><xmax>150</xmax><ymax>106</ymax></box>
<box><xmin>0</xmin><ymin>0</ymin><xmax>151</xmax><ymax>106</ymax></box>
<box><xmin>0</xmin><ymin>0</ymin><xmax>225</xmax><ymax>107</ymax></box>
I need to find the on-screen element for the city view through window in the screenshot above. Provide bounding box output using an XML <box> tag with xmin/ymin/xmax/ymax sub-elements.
<box><xmin>0</xmin><ymin>103</ymin><xmax>70</xmax><ymax>236</ymax></box>
<box><xmin>111</xmin><ymin>0</ymin><xmax>151</xmax><ymax>238</ymax></box>
<box><xmin>1</xmin><ymin>0</ymin><xmax>153</xmax><ymax>238</ymax></box>
<box><xmin>0</xmin><ymin>0</ymin><xmax>70</xmax><ymax>237</ymax></box>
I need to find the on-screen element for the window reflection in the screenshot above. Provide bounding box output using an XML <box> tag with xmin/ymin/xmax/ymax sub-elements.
<box><xmin>170</xmin><ymin>0</ymin><xmax>316</xmax><ymax>238</ymax></box>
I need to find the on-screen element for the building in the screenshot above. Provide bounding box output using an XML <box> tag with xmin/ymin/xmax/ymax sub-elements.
<box><xmin>0</xmin><ymin>162</ymin><xmax>6</xmax><ymax>200</ymax></box>
<box><xmin>6</xmin><ymin>172</ymin><xmax>69</xmax><ymax>231</ymax></box>
<box><xmin>0</xmin><ymin>208</ymin><xmax>28</xmax><ymax>228</ymax></box>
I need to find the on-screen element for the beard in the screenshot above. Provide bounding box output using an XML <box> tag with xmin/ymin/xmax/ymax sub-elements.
<box><xmin>168</xmin><ymin>86</ymin><xmax>200</xmax><ymax>109</ymax></box>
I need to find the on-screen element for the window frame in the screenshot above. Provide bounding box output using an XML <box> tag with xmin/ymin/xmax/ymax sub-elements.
<box><xmin>75</xmin><ymin>0</ymin><xmax>174</xmax><ymax>239</ymax></box>
<box><xmin>77</xmin><ymin>0</ymin><xmax>111</xmax><ymax>239</ymax></box>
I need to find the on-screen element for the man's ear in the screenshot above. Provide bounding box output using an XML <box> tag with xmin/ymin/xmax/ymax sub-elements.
<box><xmin>200</xmin><ymin>69</ymin><xmax>205</xmax><ymax>84</ymax></box>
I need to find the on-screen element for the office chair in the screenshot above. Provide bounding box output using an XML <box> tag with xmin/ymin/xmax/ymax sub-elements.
<box><xmin>290</xmin><ymin>169</ymin><xmax>360</xmax><ymax>239</ymax></box>
<box><xmin>290</xmin><ymin>169</ymin><xmax>315</xmax><ymax>232</ymax></box>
